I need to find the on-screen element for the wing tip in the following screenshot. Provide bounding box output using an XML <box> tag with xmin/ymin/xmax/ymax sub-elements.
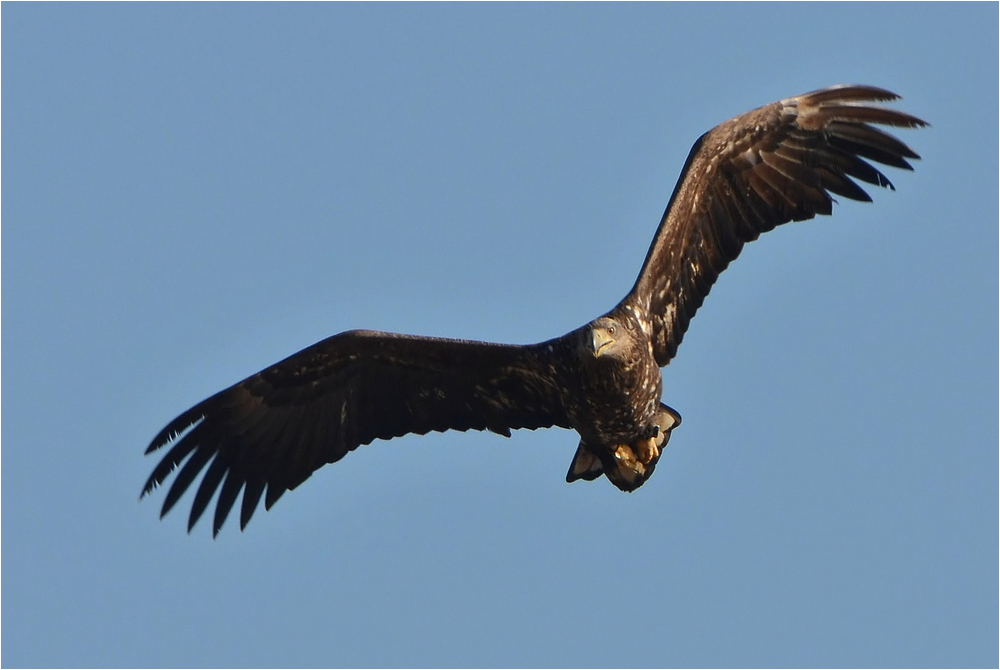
<box><xmin>798</xmin><ymin>84</ymin><xmax>901</xmax><ymax>104</ymax></box>
<box><xmin>796</xmin><ymin>85</ymin><xmax>929</xmax><ymax>131</ymax></box>
<box><xmin>145</xmin><ymin>411</ymin><xmax>207</xmax><ymax>455</ymax></box>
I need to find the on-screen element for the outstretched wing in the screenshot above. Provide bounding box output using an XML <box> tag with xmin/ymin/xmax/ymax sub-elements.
<box><xmin>142</xmin><ymin>330</ymin><xmax>573</xmax><ymax>535</ymax></box>
<box><xmin>625</xmin><ymin>85</ymin><xmax>926</xmax><ymax>366</ymax></box>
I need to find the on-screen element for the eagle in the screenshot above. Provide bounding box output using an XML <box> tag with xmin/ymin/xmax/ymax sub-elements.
<box><xmin>142</xmin><ymin>85</ymin><xmax>925</xmax><ymax>536</ymax></box>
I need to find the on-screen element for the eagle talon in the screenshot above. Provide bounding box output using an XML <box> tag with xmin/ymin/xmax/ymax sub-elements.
<box><xmin>635</xmin><ymin>435</ymin><xmax>661</xmax><ymax>466</ymax></box>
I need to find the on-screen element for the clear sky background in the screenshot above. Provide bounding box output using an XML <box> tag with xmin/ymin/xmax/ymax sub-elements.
<box><xmin>3</xmin><ymin>4</ymin><xmax>996</xmax><ymax>668</ymax></box>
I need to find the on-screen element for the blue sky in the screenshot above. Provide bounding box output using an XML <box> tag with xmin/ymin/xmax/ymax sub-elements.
<box><xmin>3</xmin><ymin>3</ymin><xmax>996</xmax><ymax>667</ymax></box>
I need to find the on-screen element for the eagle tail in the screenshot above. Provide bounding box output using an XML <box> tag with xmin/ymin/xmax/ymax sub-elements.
<box><xmin>566</xmin><ymin>443</ymin><xmax>605</xmax><ymax>483</ymax></box>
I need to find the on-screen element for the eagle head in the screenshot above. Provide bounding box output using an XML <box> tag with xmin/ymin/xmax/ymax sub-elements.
<box><xmin>580</xmin><ymin>315</ymin><xmax>632</xmax><ymax>360</ymax></box>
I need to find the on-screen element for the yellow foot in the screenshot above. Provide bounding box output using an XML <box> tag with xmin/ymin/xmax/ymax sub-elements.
<box><xmin>614</xmin><ymin>444</ymin><xmax>646</xmax><ymax>475</ymax></box>
<box><xmin>607</xmin><ymin>443</ymin><xmax>647</xmax><ymax>492</ymax></box>
<box><xmin>635</xmin><ymin>435</ymin><xmax>660</xmax><ymax>466</ymax></box>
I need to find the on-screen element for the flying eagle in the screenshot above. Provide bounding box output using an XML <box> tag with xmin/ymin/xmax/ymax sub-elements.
<box><xmin>142</xmin><ymin>85</ymin><xmax>925</xmax><ymax>536</ymax></box>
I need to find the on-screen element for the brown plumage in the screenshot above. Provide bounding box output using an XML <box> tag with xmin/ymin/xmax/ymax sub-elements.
<box><xmin>142</xmin><ymin>85</ymin><xmax>926</xmax><ymax>535</ymax></box>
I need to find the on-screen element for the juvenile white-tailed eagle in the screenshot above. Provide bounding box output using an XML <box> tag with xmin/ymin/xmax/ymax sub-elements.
<box><xmin>142</xmin><ymin>85</ymin><xmax>925</xmax><ymax>535</ymax></box>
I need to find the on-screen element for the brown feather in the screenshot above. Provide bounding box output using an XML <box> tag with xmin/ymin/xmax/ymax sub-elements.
<box><xmin>624</xmin><ymin>85</ymin><xmax>926</xmax><ymax>366</ymax></box>
<box><xmin>143</xmin><ymin>85</ymin><xmax>924</xmax><ymax>534</ymax></box>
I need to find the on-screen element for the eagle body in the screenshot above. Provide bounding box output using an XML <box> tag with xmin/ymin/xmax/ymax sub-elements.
<box><xmin>569</xmin><ymin>309</ymin><xmax>663</xmax><ymax>447</ymax></box>
<box><xmin>142</xmin><ymin>85</ymin><xmax>925</xmax><ymax>535</ymax></box>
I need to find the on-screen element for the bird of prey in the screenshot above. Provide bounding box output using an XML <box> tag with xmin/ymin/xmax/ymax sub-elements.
<box><xmin>142</xmin><ymin>85</ymin><xmax>925</xmax><ymax>536</ymax></box>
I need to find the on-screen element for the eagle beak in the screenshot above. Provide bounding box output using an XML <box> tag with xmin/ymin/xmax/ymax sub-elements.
<box><xmin>589</xmin><ymin>327</ymin><xmax>615</xmax><ymax>357</ymax></box>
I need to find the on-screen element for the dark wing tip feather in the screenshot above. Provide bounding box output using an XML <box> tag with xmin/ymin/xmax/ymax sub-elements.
<box><xmin>212</xmin><ymin>471</ymin><xmax>246</xmax><ymax>537</ymax></box>
<box><xmin>188</xmin><ymin>453</ymin><xmax>228</xmax><ymax>533</ymax></box>
<box><xmin>797</xmin><ymin>85</ymin><xmax>928</xmax><ymax>128</ymax></box>
<box><xmin>264</xmin><ymin>484</ymin><xmax>286</xmax><ymax>511</ymax></box>
<box><xmin>794</xmin><ymin>86</ymin><xmax>925</xmax><ymax>196</ymax></box>
<box><xmin>141</xmin><ymin>426</ymin><xmax>205</xmax><ymax>499</ymax></box>
<box><xmin>144</xmin><ymin>406</ymin><xmax>208</xmax><ymax>456</ymax></box>
<box><xmin>798</xmin><ymin>84</ymin><xmax>901</xmax><ymax>104</ymax></box>
<box><xmin>240</xmin><ymin>478</ymin><xmax>266</xmax><ymax>530</ymax></box>
<box><xmin>159</xmin><ymin>441</ymin><xmax>214</xmax><ymax>519</ymax></box>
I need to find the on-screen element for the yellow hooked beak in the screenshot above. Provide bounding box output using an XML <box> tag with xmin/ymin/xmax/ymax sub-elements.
<box><xmin>589</xmin><ymin>326</ymin><xmax>616</xmax><ymax>357</ymax></box>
